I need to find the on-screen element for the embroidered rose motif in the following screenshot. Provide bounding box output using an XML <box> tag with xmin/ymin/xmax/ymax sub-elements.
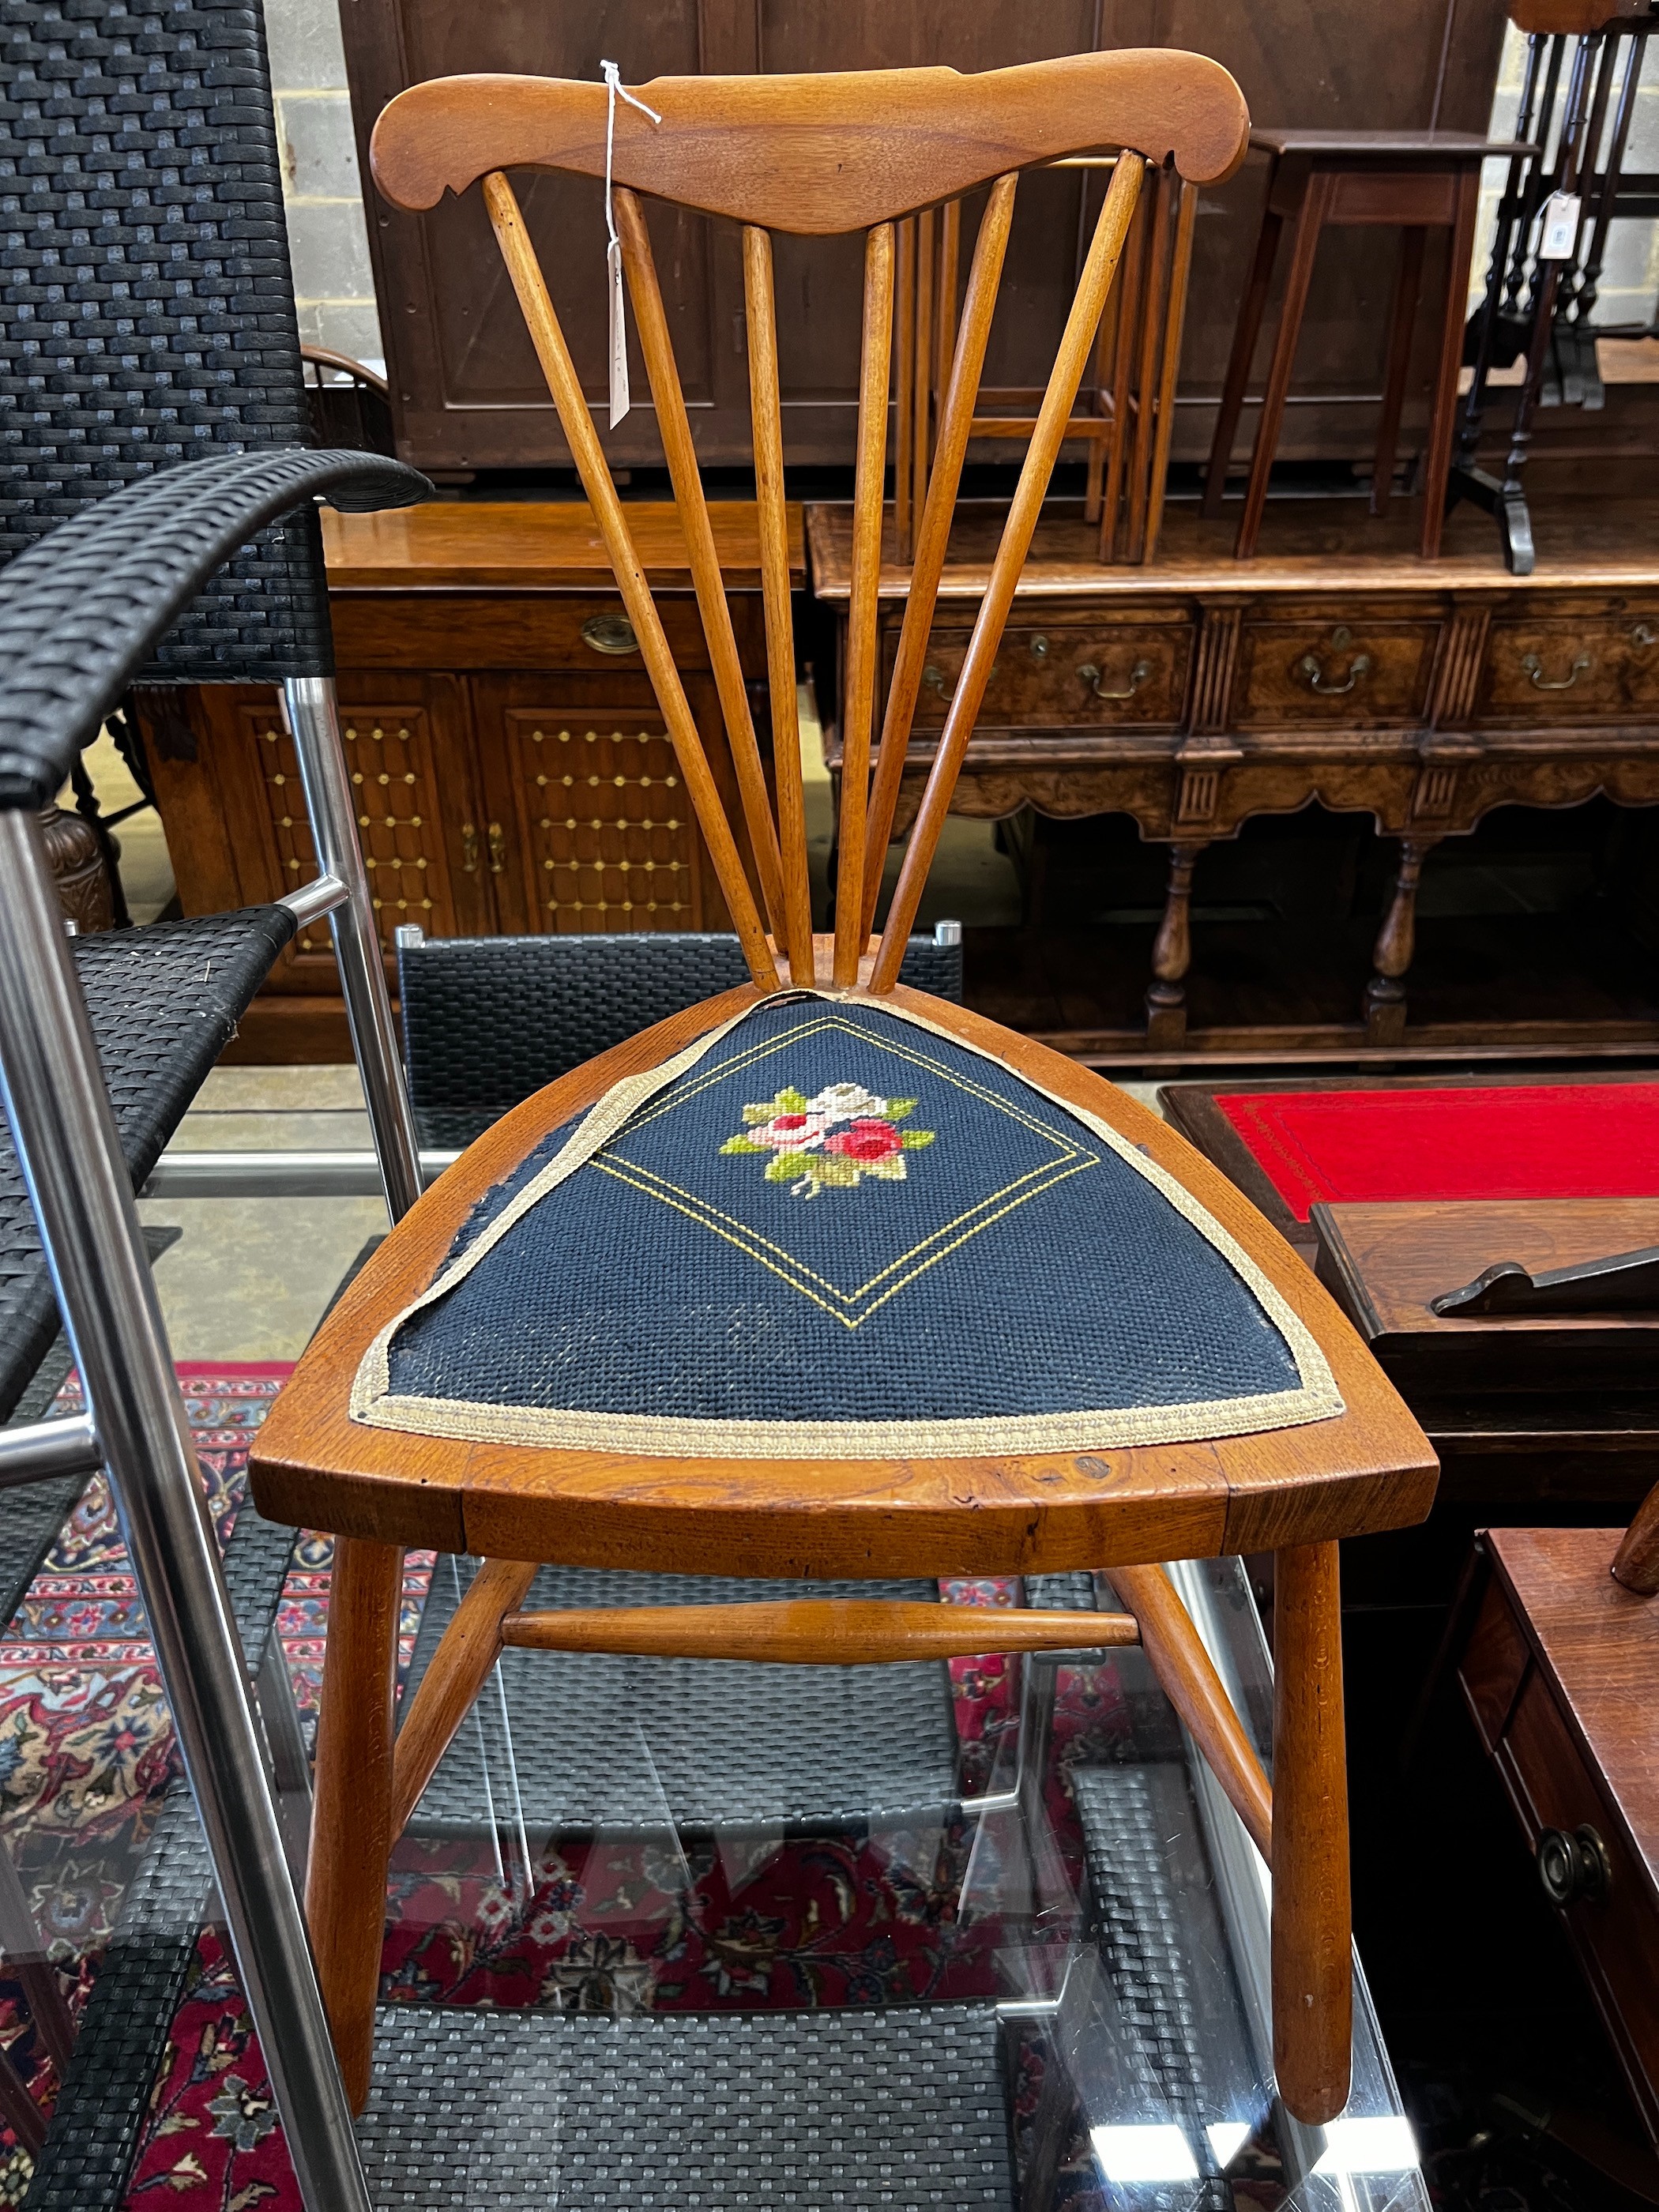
<box><xmin>721</xmin><ymin>1082</ymin><xmax>935</xmax><ymax>1197</ymax></box>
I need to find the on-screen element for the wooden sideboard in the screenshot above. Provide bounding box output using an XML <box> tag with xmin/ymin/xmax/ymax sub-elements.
<box><xmin>141</xmin><ymin>501</ymin><xmax>799</xmax><ymax>1060</ymax></box>
<box><xmin>810</xmin><ymin>494</ymin><xmax>1659</xmax><ymax>1050</ymax></box>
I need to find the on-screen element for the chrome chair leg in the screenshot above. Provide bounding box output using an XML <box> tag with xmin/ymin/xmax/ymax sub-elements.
<box><xmin>0</xmin><ymin>810</ymin><xmax>372</xmax><ymax>2212</ymax></box>
<box><xmin>284</xmin><ymin>675</ymin><xmax>423</xmax><ymax>1226</ymax></box>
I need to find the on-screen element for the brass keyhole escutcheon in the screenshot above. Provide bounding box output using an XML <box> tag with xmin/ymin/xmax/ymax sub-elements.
<box><xmin>581</xmin><ymin>613</ymin><xmax>640</xmax><ymax>656</ymax></box>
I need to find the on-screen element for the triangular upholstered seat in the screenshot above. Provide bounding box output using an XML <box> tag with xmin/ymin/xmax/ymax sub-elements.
<box><xmin>355</xmin><ymin>992</ymin><xmax>1339</xmax><ymax>1462</ymax></box>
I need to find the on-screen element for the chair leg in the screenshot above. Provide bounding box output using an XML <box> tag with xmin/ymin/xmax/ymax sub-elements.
<box><xmin>1104</xmin><ymin>1563</ymin><xmax>1273</xmax><ymax>1860</ymax></box>
<box><xmin>391</xmin><ymin>1556</ymin><xmax>539</xmax><ymax>1834</ymax></box>
<box><xmin>1371</xmin><ymin>227</ymin><xmax>1426</xmax><ymax>518</ymax></box>
<box><xmin>1235</xmin><ymin>173</ymin><xmax>1334</xmax><ymax>561</ymax></box>
<box><xmin>1419</xmin><ymin>171</ymin><xmax>1482</xmax><ymax>560</ymax></box>
<box><xmin>1271</xmin><ymin>1540</ymin><xmax>1352</xmax><ymax>2126</ymax></box>
<box><xmin>1202</xmin><ymin>202</ymin><xmax>1285</xmax><ymax>520</ymax></box>
<box><xmin>0</xmin><ymin>1838</ymin><xmax>74</xmax><ymax>2078</ymax></box>
<box><xmin>306</xmin><ymin>1534</ymin><xmax>404</xmax><ymax>2116</ymax></box>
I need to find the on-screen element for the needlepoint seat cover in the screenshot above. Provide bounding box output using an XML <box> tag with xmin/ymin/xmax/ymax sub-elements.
<box><xmin>352</xmin><ymin>992</ymin><xmax>1341</xmax><ymax>1462</ymax></box>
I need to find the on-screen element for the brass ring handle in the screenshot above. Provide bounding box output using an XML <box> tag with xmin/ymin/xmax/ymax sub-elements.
<box><xmin>923</xmin><ymin>660</ymin><xmax>997</xmax><ymax>705</ymax></box>
<box><xmin>461</xmin><ymin>822</ymin><xmax>479</xmax><ymax>873</ymax></box>
<box><xmin>487</xmin><ymin>821</ymin><xmax>506</xmax><ymax>875</ymax></box>
<box><xmin>581</xmin><ymin>613</ymin><xmax>640</xmax><ymax>656</ymax></box>
<box><xmin>1078</xmin><ymin>658</ymin><xmax>1153</xmax><ymax>702</ymax></box>
<box><xmin>1296</xmin><ymin>649</ymin><xmax>1372</xmax><ymax>694</ymax></box>
<box><xmin>1631</xmin><ymin>623</ymin><xmax>1657</xmax><ymax>649</ymax></box>
<box><xmin>1521</xmin><ymin>649</ymin><xmax>1590</xmax><ymax>691</ymax></box>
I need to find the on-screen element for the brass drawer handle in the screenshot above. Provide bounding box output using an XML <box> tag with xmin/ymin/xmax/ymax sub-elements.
<box><xmin>1522</xmin><ymin>649</ymin><xmax>1591</xmax><ymax>691</ymax></box>
<box><xmin>1079</xmin><ymin>657</ymin><xmax>1153</xmax><ymax>702</ymax></box>
<box><xmin>461</xmin><ymin>822</ymin><xmax>479</xmax><ymax>873</ymax></box>
<box><xmin>1537</xmin><ymin>1824</ymin><xmax>1611</xmax><ymax>1906</ymax></box>
<box><xmin>923</xmin><ymin>659</ymin><xmax>996</xmax><ymax>705</ymax></box>
<box><xmin>581</xmin><ymin>613</ymin><xmax>640</xmax><ymax>656</ymax></box>
<box><xmin>487</xmin><ymin>821</ymin><xmax>506</xmax><ymax>875</ymax></box>
<box><xmin>1296</xmin><ymin>639</ymin><xmax>1372</xmax><ymax>694</ymax></box>
<box><xmin>1631</xmin><ymin>623</ymin><xmax>1656</xmax><ymax>649</ymax></box>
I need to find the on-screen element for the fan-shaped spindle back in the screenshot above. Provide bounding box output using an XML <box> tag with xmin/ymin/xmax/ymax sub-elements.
<box><xmin>390</xmin><ymin>59</ymin><xmax>1250</xmax><ymax>997</ymax></box>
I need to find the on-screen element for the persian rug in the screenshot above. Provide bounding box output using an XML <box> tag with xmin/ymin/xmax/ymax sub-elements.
<box><xmin>0</xmin><ymin>1363</ymin><xmax>434</xmax><ymax>2209</ymax></box>
<box><xmin>1217</xmin><ymin>1081</ymin><xmax>1659</xmax><ymax>1221</ymax></box>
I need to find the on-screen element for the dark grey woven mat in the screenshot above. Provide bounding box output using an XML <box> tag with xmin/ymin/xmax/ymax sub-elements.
<box><xmin>0</xmin><ymin>909</ymin><xmax>295</xmax><ymax>1421</ymax></box>
<box><xmin>358</xmin><ymin>2001</ymin><xmax>1014</xmax><ymax>2210</ymax></box>
<box><xmin>401</xmin><ymin>1561</ymin><xmax>961</xmax><ymax>1833</ymax></box>
<box><xmin>1074</xmin><ymin>1760</ymin><xmax>1261</xmax><ymax>2182</ymax></box>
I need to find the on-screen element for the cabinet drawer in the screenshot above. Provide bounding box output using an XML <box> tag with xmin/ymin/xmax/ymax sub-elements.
<box><xmin>332</xmin><ymin>592</ymin><xmax>725</xmax><ymax>674</ymax></box>
<box><xmin>1235</xmin><ymin>614</ymin><xmax>1440</xmax><ymax>727</ymax></box>
<box><xmin>891</xmin><ymin>619</ymin><xmax>1191</xmax><ymax>731</ymax></box>
<box><xmin>1475</xmin><ymin>610</ymin><xmax>1659</xmax><ymax>723</ymax></box>
<box><xmin>1499</xmin><ymin>1667</ymin><xmax>1659</xmax><ymax>2112</ymax></box>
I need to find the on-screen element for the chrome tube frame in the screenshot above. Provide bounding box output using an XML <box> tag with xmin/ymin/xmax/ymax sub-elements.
<box><xmin>0</xmin><ymin>811</ymin><xmax>372</xmax><ymax>2212</ymax></box>
<box><xmin>0</xmin><ymin>1410</ymin><xmax>100</xmax><ymax>1485</ymax></box>
<box><xmin>283</xmin><ymin>674</ymin><xmax>422</xmax><ymax>1225</ymax></box>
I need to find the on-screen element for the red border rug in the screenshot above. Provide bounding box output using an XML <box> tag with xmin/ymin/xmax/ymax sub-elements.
<box><xmin>1217</xmin><ymin>1082</ymin><xmax>1659</xmax><ymax>1221</ymax></box>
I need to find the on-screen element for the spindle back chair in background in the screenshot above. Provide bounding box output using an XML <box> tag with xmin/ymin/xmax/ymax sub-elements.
<box><xmin>893</xmin><ymin>159</ymin><xmax>1198</xmax><ymax>566</ymax></box>
<box><xmin>251</xmin><ymin>55</ymin><xmax>1439</xmax><ymax>2144</ymax></box>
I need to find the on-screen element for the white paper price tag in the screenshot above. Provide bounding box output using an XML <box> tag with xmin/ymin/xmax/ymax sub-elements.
<box><xmin>1538</xmin><ymin>191</ymin><xmax>1581</xmax><ymax>261</ymax></box>
<box><xmin>600</xmin><ymin>62</ymin><xmax>661</xmax><ymax>431</ymax></box>
<box><xmin>607</xmin><ymin>236</ymin><xmax>630</xmax><ymax>427</ymax></box>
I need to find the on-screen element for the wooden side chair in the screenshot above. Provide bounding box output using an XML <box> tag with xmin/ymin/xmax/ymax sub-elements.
<box><xmin>893</xmin><ymin>158</ymin><xmax>1198</xmax><ymax>566</ymax></box>
<box><xmin>250</xmin><ymin>53</ymin><xmax>1438</xmax><ymax>2137</ymax></box>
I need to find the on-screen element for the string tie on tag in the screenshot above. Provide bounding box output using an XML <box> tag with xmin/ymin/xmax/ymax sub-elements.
<box><xmin>601</xmin><ymin>61</ymin><xmax>662</xmax><ymax>430</ymax></box>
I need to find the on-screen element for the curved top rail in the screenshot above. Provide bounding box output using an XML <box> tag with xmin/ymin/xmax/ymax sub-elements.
<box><xmin>371</xmin><ymin>52</ymin><xmax>1250</xmax><ymax>233</ymax></box>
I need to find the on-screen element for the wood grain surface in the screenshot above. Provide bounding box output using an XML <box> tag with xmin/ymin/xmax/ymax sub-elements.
<box><xmin>322</xmin><ymin>499</ymin><xmax>803</xmax><ymax>593</ymax></box>
<box><xmin>249</xmin><ymin>984</ymin><xmax>1436</xmax><ymax>1573</ymax></box>
<box><xmin>370</xmin><ymin>54</ymin><xmax>1251</xmax><ymax>228</ymax></box>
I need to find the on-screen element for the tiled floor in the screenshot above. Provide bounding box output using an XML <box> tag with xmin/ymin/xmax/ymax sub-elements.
<box><xmin>137</xmin><ymin>1064</ymin><xmax>387</xmax><ymax>1361</ymax></box>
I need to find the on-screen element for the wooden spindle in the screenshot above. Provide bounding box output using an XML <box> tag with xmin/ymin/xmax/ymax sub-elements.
<box><xmin>832</xmin><ymin>220</ymin><xmax>896</xmax><ymax>988</ymax></box>
<box><xmin>895</xmin><ymin>217</ymin><xmax>916</xmax><ymax>562</ymax></box>
<box><xmin>861</xmin><ymin>175</ymin><xmax>1018</xmax><ymax>939</ymax></box>
<box><xmin>741</xmin><ymin>223</ymin><xmax>816</xmax><ymax>984</ymax></box>
<box><xmin>1100</xmin><ymin>162</ymin><xmax>1148</xmax><ymax>562</ymax></box>
<box><xmin>616</xmin><ymin>188</ymin><xmax>786</xmax><ymax>933</ymax></box>
<box><xmin>483</xmin><ymin>172</ymin><xmax>777</xmax><ymax>986</ymax></box>
<box><xmin>871</xmin><ymin>154</ymin><xmax>1143</xmax><ymax>989</ymax></box>
<box><xmin>912</xmin><ymin>209</ymin><xmax>935</xmax><ymax>535</ymax></box>
<box><xmin>935</xmin><ymin>199</ymin><xmax>961</xmax><ymax>415</ymax></box>
<box><xmin>1272</xmin><ymin>1539</ymin><xmax>1352</xmax><ymax>2124</ymax></box>
<box><xmin>1142</xmin><ymin>177</ymin><xmax>1199</xmax><ymax>565</ymax></box>
<box><xmin>500</xmin><ymin>1597</ymin><xmax>1139</xmax><ymax>1666</ymax></box>
<box><xmin>389</xmin><ymin>1556</ymin><xmax>538</xmax><ymax>1838</ymax></box>
<box><xmin>1125</xmin><ymin>162</ymin><xmax>1176</xmax><ymax>565</ymax></box>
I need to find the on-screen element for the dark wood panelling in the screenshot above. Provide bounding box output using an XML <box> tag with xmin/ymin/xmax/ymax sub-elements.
<box><xmin>341</xmin><ymin>0</ymin><xmax>1510</xmax><ymax>473</ymax></box>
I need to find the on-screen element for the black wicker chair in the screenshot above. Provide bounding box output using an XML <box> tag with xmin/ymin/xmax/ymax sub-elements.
<box><xmin>0</xmin><ymin>1</ymin><xmax>431</xmax><ymax>2196</ymax></box>
<box><xmin>396</xmin><ymin>924</ymin><xmax>965</xmax><ymax>1152</ymax></box>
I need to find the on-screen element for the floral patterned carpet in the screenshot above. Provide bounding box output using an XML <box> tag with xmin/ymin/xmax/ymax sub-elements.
<box><xmin>0</xmin><ymin>1364</ymin><xmax>1238</xmax><ymax>2210</ymax></box>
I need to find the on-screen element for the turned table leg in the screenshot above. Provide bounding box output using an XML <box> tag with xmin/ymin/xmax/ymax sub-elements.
<box><xmin>1146</xmin><ymin>840</ymin><xmax>1205</xmax><ymax>1050</ymax></box>
<box><xmin>1612</xmin><ymin>1480</ymin><xmax>1659</xmax><ymax>1594</ymax></box>
<box><xmin>306</xmin><ymin>1534</ymin><xmax>403</xmax><ymax>2115</ymax></box>
<box><xmin>1272</xmin><ymin>1539</ymin><xmax>1352</xmax><ymax>2125</ymax></box>
<box><xmin>1364</xmin><ymin>835</ymin><xmax>1436</xmax><ymax>1045</ymax></box>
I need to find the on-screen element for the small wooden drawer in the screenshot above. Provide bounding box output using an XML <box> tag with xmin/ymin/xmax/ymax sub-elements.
<box><xmin>1234</xmin><ymin>611</ymin><xmax>1442</xmax><ymax>727</ymax></box>
<box><xmin>1474</xmin><ymin>609</ymin><xmax>1659</xmax><ymax>724</ymax></box>
<box><xmin>891</xmin><ymin>619</ymin><xmax>1191</xmax><ymax>731</ymax></box>
<box><xmin>332</xmin><ymin>592</ymin><xmax>724</xmax><ymax>674</ymax></box>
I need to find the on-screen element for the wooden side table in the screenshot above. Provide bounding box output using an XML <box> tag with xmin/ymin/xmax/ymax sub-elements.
<box><xmin>1203</xmin><ymin>131</ymin><xmax>1524</xmax><ymax>562</ymax></box>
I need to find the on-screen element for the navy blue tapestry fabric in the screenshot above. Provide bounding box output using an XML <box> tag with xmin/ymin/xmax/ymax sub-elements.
<box><xmin>356</xmin><ymin>996</ymin><xmax>1337</xmax><ymax>1455</ymax></box>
